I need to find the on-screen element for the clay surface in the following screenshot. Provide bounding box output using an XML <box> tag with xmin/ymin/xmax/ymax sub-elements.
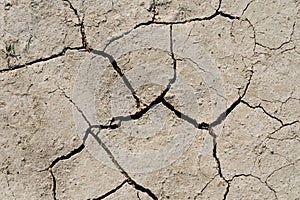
<box><xmin>0</xmin><ymin>0</ymin><xmax>299</xmax><ymax>199</ymax></box>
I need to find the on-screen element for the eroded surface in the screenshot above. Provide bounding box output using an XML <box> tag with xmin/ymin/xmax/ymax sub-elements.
<box><xmin>0</xmin><ymin>0</ymin><xmax>299</xmax><ymax>199</ymax></box>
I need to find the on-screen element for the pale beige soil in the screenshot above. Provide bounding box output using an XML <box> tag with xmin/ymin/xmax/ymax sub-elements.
<box><xmin>0</xmin><ymin>0</ymin><xmax>299</xmax><ymax>199</ymax></box>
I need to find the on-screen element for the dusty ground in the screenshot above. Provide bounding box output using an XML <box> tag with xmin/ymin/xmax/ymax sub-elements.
<box><xmin>0</xmin><ymin>0</ymin><xmax>299</xmax><ymax>199</ymax></box>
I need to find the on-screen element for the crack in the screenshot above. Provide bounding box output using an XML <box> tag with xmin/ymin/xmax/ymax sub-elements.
<box><xmin>218</xmin><ymin>173</ymin><xmax>279</xmax><ymax>200</ymax></box>
<box><xmin>241</xmin><ymin>100</ymin><xmax>284</xmax><ymax>125</ymax></box>
<box><xmin>134</xmin><ymin>10</ymin><xmax>239</xmax><ymax>28</ymax></box>
<box><xmin>49</xmin><ymin>169</ymin><xmax>57</xmax><ymax>200</ymax></box>
<box><xmin>41</xmin><ymin>89</ymin><xmax>88</xmax><ymax>199</ymax></box>
<box><xmin>137</xmin><ymin>192</ymin><xmax>142</xmax><ymax>200</ymax></box>
<box><xmin>213</xmin><ymin>143</ymin><xmax>225</xmax><ymax>180</ymax></box>
<box><xmin>59</xmin><ymin>88</ymin><xmax>91</xmax><ymax>126</ymax></box>
<box><xmin>193</xmin><ymin>174</ymin><xmax>218</xmax><ymax>199</ymax></box>
<box><xmin>216</xmin><ymin>0</ymin><xmax>222</xmax><ymax>11</ymax></box>
<box><xmin>103</xmin><ymin>25</ymin><xmax>177</xmax><ymax>126</ymax></box>
<box><xmin>210</xmin><ymin>69</ymin><xmax>253</xmax><ymax>128</ymax></box>
<box><xmin>266</xmin><ymin>159</ymin><xmax>300</xmax><ymax>183</ymax></box>
<box><xmin>209</xmin><ymin>98</ymin><xmax>295</xmax><ymax>200</ymax></box>
<box><xmin>241</xmin><ymin>99</ymin><xmax>300</xmax><ymax>133</ymax></box>
<box><xmin>201</xmin><ymin>175</ymin><xmax>218</xmax><ymax>191</ymax></box>
<box><xmin>218</xmin><ymin>11</ymin><xmax>240</xmax><ymax>20</ymax></box>
<box><xmin>130</xmin><ymin>180</ymin><xmax>158</xmax><ymax>200</ymax></box>
<box><xmin>87</xmin><ymin>128</ymin><xmax>158</xmax><ymax>199</ymax></box>
<box><xmin>210</xmin><ymin>130</ymin><xmax>229</xmax><ymax>200</ymax></box>
<box><xmin>155</xmin><ymin>62</ymin><xmax>253</xmax><ymax>133</ymax></box>
<box><xmin>161</xmin><ymin>98</ymin><xmax>209</xmax><ymax>130</ymax></box>
<box><xmin>264</xmin><ymin>159</ymin><xmax>300</xmax><ymax>199</ymax></box>
<box><xmin>148</xmin><ymin>0</ymin><xmax>157</xmax><ymax>22</ymax></box>
<box><xmin>218</xmin><ymin>116</ymin><xmax>298</xmax><ymax>200</ymax></box>
<box><xmin>47</xmin><ymin>144</ymin><xmax>85</xmax><ymax>170</ymax></box>
<box><xmin>90</xmin><ymin>49</ymin><xmax>145</xmax><ymax>109</ymax></box>
<box><xmin>133</xmin><ymin>0</ymin><xmax>240</xmax><ymax>29</ymax></box>
<box><xmin>0</xmin><ymin>0</ymin><xmax>91</xmax><ymax>73</ymax></box>
<box><xmin>180</xmin><ymin>57</ymin><xmax>207</xmax><ymax>73</ymax></box>
<box><xmin>255</xmin><ymin>22</ymin><xmax>296</xmax><ymax>51</ymax></box>
<box><xmin>280</xmin><ymin>46</ymin><xmax>296</xmax><ymax>54</ymax></box>
<box><xmin>63</xmin><ymin>0</ymin><xmax>90</xmax><ymax>50</ymax></box>
<box><xmin>267</xmin><ymin>135</ymin><xmax>300</xmax><ymax>142</ymax></box>
<box><xmin>211</xmin><ymin>137</ymin><xmax>230</xmax><ymax>200</ymax></box>
<box><xmin>88</xmin><ymin>180</ymin><xmax>128</xmax><ymax>200</ymax></box>
<box><xmin>0</xmin><ymin>46</ymin><xmax>85</xmax><ymax>73</ymax></box>
<box><xmin>271</xmin><ymin>120</ymin><xmax>299</xmax><ymax>136</ymax></box>
<box><xmin>240</xmin><ymin>0</ymin><xmax>255</xmax><ymax>17</ymax></box>
<box><xmin>88</xmin><ymin>128</ymin><xmax>128</xmax><ymax>177</ymax></box>
<box><xmin>102</xmin><ymin>30</ymin><xmax>133</xmax><ymax>52</ymax></box>
<box><xmin>253</xmin><ymin>120</ymin><xmax>299</xmax><ymax>163</ymax></box>
<box><xmin>169</xmin><ymin>25</ymin><xmax>177</xmax><ymax>86</ymax></box>
<box><xmin>242</xmin><ymin>18</ymin><xmax>258</xmax><ymax>54</ymax></box>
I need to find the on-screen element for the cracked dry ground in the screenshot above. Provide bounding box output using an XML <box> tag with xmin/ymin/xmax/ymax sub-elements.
<box><xmin>0</xmin><ymin>0</ymin><xmax>300</xmax><ymax>199</ymax></box>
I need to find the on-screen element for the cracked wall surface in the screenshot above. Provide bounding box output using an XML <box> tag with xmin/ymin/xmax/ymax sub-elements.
<box><xmin>0</xmin><ymin>0</ymin><xmax>299</xmax><ymax>199</ymax></box>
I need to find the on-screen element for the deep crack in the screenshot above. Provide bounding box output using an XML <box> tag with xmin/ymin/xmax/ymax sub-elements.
<box><xmin>161</xmin><ymin>98</ymin><xmax>209</xmax><ymax>130</ymax></box>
